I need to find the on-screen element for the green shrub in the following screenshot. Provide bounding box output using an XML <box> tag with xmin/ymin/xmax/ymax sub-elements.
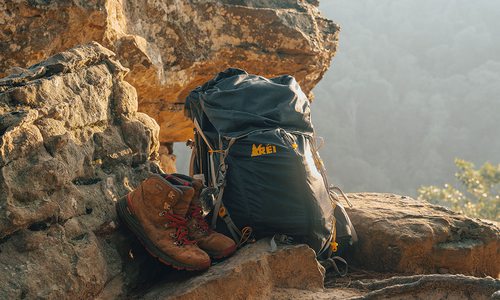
<box><xmin>418</xmin><ymin>159</ymin><xmax>499</xmax><ymax>221</ymax></box>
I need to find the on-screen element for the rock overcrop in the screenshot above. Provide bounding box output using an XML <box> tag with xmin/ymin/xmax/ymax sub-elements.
<box><xmin>1</xmin><ymin>0</ymin><xmax>338</xmax><ymax>142</ymax></box>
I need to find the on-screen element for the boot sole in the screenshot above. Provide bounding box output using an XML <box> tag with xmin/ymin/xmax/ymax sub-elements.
<box><xmin>116</xmin><ymin>196</ymin><xmax>210</xmax><ymax>271</ymax></box>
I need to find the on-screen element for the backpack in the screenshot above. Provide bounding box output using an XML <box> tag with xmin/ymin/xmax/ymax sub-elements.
<box><xmin>184</xmin><ymin>68</ymin><xmax>357</xmax><ymax>259</ymax></box>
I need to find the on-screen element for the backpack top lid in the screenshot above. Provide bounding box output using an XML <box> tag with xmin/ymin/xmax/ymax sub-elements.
<box><xmin>185</xmin><ymin>68</ymin><xmax>314</xmax><ymax>138</ymax></box>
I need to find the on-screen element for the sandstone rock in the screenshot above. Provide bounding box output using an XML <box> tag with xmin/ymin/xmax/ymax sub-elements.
<box><xmin>349</xmin><ymin>274</ymin><xmax>500</xmax><ymax>300</ymax></box>
<box><xmin>159</xmin><ymin>142</ymin><xmax>177</xmax><ymax>174</ymax></box>
<box><xmin>1</xmin><ymin>0</ymin><xmax>339</xmax><ymax>143</ymax></box>
<box><xmin>346</xmin><ymin>193</ymin><xmax>500</xmax><ymax>278</ymax></box>
<box><xmin>142</xmin><ymin>238</ymin><xmax>325</xmax><ymax>300</ymax></box>
<box><xmin>274</xmin><ymin>274</ymin><xmax>500</xmax><ymax>299</ymax></box>
<box><xmin>138</xmin><ymin>239</ymin><xmax>500</xmax><ymax>300</ymax></box>
<box><xmin>0</xmin><ymin>42</ymin><xmax>160</xmax><ymax>299</ymax></box>
<box><xmin>271</xmin><ymin>288</ymin><xmax>363</xmax><ymax>300</ymax></box>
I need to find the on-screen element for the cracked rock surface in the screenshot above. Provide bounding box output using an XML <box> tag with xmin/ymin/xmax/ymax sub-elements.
<box><xmin>346</xmin><ymin>193</ymin><xmax>500</xmax><ymax>278</ymax></box>
<box><xmin>0</xmin><ymin>42</ymin><xmax>160</xmax><ymax>299</ymax></box>
<box><xmin>142</xmin><ymin>239</ymin><xmax>325</xmax><ymax>300</ymax></box>
<box><xmin>0</xmin><ymin>0</ymin><xmax>338</xmax><ymax>142</ymax></box>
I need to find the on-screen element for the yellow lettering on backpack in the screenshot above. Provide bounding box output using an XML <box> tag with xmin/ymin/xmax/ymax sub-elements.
<box><xmin>266</xmin><ymin>145</ymin><xmax>273</xmax><ymax>154</ymax></box>
<box><xmin>251</xmin><ymin>144</ymin><xmax>277</xmax><ymax>157</ymax></box>
<box><xmin>258</xmin><ymin>145</ymin><xmax>266</xmax><ymax>156</ymax></box>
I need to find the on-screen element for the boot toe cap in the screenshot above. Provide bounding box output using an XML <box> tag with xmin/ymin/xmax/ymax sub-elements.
<box><xmin>174</xmin><ymin>246</ymin><xmax>211</xmax><ymax>270</ymax></box>
<box><xmin>198</xmin><ymin>233</ymin><xmax>237</xmax><ymax>259</ymax></box>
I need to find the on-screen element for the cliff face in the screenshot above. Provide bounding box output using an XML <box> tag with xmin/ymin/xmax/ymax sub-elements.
<box><xmin>0</xmin><ymin>0</ymin><xmax>338</xmax><ymax>143</ymax></box>
<box><xmin>0</xmin><ymin>42</ymin><xmax>160</xmax><ymax>299</ymax></box>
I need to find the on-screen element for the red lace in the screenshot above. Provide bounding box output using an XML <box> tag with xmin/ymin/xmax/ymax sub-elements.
<box><xmin>164</xmin><ymin>213</ymin><xmax>196</xmax><ymax>245</ymax></box>
<box><xmin>190</xmin><ymin>204</ymin><xmax>211</xmax><ymax>233</ymax></box>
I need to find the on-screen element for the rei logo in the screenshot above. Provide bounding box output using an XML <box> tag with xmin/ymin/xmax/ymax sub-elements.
<box><xmin>251</xmin><ymin>144</ymin><xmax>277</xmax><ymax>157</ymax></box>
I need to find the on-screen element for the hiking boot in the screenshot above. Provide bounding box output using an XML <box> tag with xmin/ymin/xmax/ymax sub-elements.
<box><xmin>116</xmin><ymin>174</ymin><xmax>211</xmax><ymax>270</ymax></box>
<box><xmin>167</xmin><ymin>174</ymin><xmax>237</xmax><ymax>259</ymax></box>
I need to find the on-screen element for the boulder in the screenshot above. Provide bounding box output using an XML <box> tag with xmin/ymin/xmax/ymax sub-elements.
<box><xmin>142</xmin><ymin>238</ymin><xmax>325</xmax><ymax>300</ymax></box>
<box><xmin>0</xmin><ymin>0</ymin><xmax>339</xmax><ymax>142</ymax></box>
<box><xmin>346</xmin><ymin>193</ymin><xmax>500</xmax><ymax>278</ymax></box>
<box><xmin>0</xmin><ymin>42</ymin><xmax>161</xmax><ymax>299</ymax></box>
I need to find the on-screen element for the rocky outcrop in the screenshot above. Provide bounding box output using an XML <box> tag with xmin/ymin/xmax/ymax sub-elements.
<box><xmin>142</xmin><ymin>239</ymin><xmax>325</xmax><ymax>300</ymax></box>
<box><xmin>0</xmin><ymin>0</ymin><xmax>339</xmax><ymax>143</ymax></box>
<box><xmin>346</xmin><ymin>193</ymin><xmax>500</xmax><ymax>278</ymax></box>
<box><xmin>0</xmin><ymin>42</ymin><xmax>160</xmax><ymax>299</ymax></box>
<box><xmin>104</xmin><ymin>236</ymin><xmax>498</xmax><ymax>300</ymax></box>
<box><xmin>348</xmin><ymin>274</ymin><xmax>500</xmax><ymax>300</ymax></box>
<box><xmin>282</xmin><ymin>274</ymin><xmax>500</xmax><ymax>300</ymax></box>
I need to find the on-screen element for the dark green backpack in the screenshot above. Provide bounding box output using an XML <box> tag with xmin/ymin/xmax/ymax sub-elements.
<box><xmin>185</xmin><ymin>68</ymin><xmax>357</xmax><ymax>259</ymax></box>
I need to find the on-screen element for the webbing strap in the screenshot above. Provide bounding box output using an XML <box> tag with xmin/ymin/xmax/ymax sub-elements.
<box><xmin>320</xmin><ymin>256</ymin><xmax>348</xmax><ymax>277</ymax></box>
<box><xmin>193</xmin><ymin>119</ymin><xmax>213</xmax><ymax>151</ymax></box>
<box><xmin>210</xmin><ymin>137</ymin><xmax>236</xmax><ymax>229</ymax></box>
<box><xmin>309</xmin><ymin>134</ymin><xmax>338</xmax><ymax>258</ymax></box>
<box><xmin>221</xmin><ymin>212</ymin><xmax>242</xmax><ymax>243</ymax></box>
<box><xmin>190</xmin><ymin>122</ymin><xmax>244</xmax><ymax>245</ymax></box>
<box><xmin>209</xmin><ymin>153</ymin><xmax>217</xmax><ymax>188</ymax></box>
<box><xmin>330</xmin><ymin>186</ymin><xmax>353</xmax><ymax>208</ymax></box>
<box><xmin>211</xmin><ymin>185</ymin><xmax>225</xmax><ymax>228</ymax></box>
<box><xmin>193</xmin><ymin>119</ymin><xmax>217</xmax><ymax>188</ymax></box>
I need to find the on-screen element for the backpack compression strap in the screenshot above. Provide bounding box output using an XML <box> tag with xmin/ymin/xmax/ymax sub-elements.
<box><xmin>192</xmin><ymin>120</ymin><xmax>249</xmax><ymax>246</ymax></box>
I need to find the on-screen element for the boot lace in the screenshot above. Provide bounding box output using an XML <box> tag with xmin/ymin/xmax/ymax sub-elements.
<box><xmin>164</xmin><ymin>213</ymin><xmax>196</xmax><ymax>246</ymax></box>
<box><xmin>189</xmin><ymin>204</ymin><xmax>212</xmax><ymax>233</ymax></box>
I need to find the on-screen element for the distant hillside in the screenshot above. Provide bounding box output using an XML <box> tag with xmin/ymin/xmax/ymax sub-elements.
<box><xmin>313</xmin><ymin>0</ymin><xmax>500</xmax><ymax>195</ymax></box>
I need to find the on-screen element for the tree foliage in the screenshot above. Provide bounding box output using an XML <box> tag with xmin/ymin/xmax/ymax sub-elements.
<box><xmin>418</xmin><ymin>159</ymin><xmax>500</xmax><ymax>220</ymax></box>
<box><xmin>311</xmin><ymin>1</ymin><xmax>500</xmax><ymax>195</ymax></box>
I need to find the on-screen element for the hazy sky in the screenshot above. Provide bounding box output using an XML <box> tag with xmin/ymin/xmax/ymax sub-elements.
<box><xmin>175</xmin><ymin>1</ymin><xmax>500</xmax><ymax>196</ymax></box>
<box><xmin>313</xmin><ymin>0</ymin><xmax>500</xmax><ymax>195</ymax></box>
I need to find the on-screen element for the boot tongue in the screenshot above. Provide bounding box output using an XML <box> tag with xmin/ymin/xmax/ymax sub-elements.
<box><xmin>173</xmin><ymin>186</ymin><xmax>194</xmax><ymax>216</ymax></box>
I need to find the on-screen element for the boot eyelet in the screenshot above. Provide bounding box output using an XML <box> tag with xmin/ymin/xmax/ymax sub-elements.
<box><xmin>159</xmin><ymin>211</ymin><xmax>166</xmax><ymax>217</ymax></box>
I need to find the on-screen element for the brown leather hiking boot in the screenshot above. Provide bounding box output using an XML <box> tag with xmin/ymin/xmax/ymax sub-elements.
<box><xmin>116</xmin><ymin>174</ymin><xmax>211</xmax><ymax>270</ymax></box>
<box><xmin>166</xmin><ymin>174</ymin><xmax>237</xmax><ymax>259</ymax></box>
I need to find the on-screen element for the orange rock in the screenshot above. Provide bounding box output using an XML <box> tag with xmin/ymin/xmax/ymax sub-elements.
<box><xmin>346</xmin><ymin>193</ymin><xmax>500</xmax><ymax>278</ymax></box>
<box><xmin>0</xmin><ymin>0</ymin><xmax>339</xmax><ymax>143</ymax></box>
